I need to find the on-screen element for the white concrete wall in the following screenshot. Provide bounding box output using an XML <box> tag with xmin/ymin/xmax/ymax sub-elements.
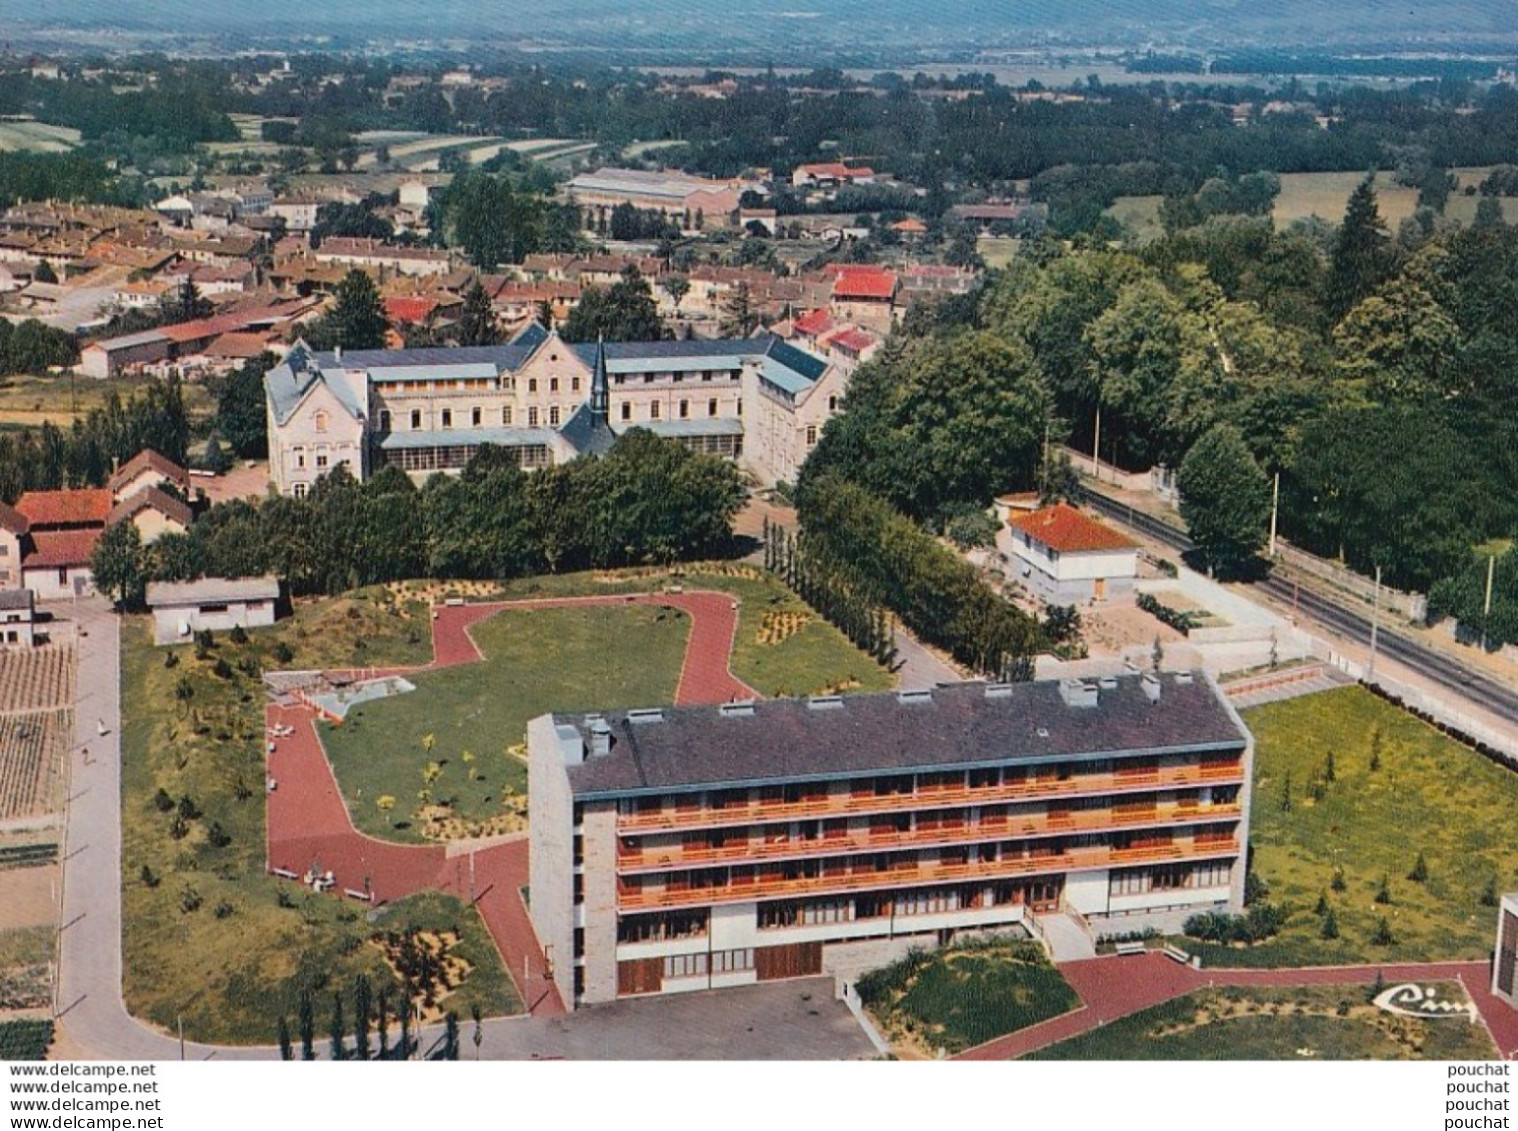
<box><xmin>23</xmin><ymin>565</ymin><xmax>92</xmax><ymax>601</ymax></box>
<box><xmin>1065</xmin><ymin>869</ymin><xmax>1110</xmax><ymax>916</ymax></box>
<box><xmin>527</xmin><ymin>714</ymin><xmax>580</xmax><ymax>1011</ymax></box>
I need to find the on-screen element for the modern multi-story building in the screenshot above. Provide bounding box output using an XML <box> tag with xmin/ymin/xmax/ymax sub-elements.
<box><xmin>264</xmin><ymin>325</ymin><xmax>847</xmax><ymax>495</ymax></box>
<box><xmin>529</xmin><ymin>670</ymin><xmax>1254</xmax><ymax>1010</ymax></box>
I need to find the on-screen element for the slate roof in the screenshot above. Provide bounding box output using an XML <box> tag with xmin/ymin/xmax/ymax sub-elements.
<box><xmin>561</xmin><ymin>672</ymin><xmax>1250</xmax><ymax>800</ymax></box>
<box><xmin>559</xmin><ymin>402</ymin><xmax>617</xmax><ymax>457</ymax></box>
<box><xmin>146</xmin><ymin>576</ymin><xmax>280</xmax><ymax>607</ymax></box>
<box><xmin>0</xmin><ymin>588</ymin><xmax>35</xmax><ymax>612</ymax></box>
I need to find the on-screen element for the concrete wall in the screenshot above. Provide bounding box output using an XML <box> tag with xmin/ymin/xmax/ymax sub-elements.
<box><xmin>0</xmin><ymin>530</ymin><xmax>21</xmax><ymax>589</ymax></box>
<box><xmin>579</xmin><ymin>802</ymin><xmax>620</xmax><ymax>1007</ymax></box>
<box><xmin>23</xmin><ymin>565</ymin><xmax>92</xmax><ymax>601</ymax></box>
<box><xmin>151</xmin><ymin>599</ymin><xmax>276</xmax><ymax>643</ymax></box>
<box><xmin>527</xmin><ymin>714</ymin><xmax>579</xmax><ymax>1012</ymax></box>
<box><xmin>130</xmin><ymin>509</ymin><xmax>187</xmax><ymax>546</ymax></box>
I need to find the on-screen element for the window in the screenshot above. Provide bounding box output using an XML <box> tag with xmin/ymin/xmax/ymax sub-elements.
<box><xmin>410</xmin><ymin>409</ymin><xmax>422</xmax><ymax>430</ymax></box>
<box><xmin>528</xmin><ymin>406</ymin><xmax>539</xmax><ymax>427</ymax></box>
<box><xmin>571</xmin><ymin>376</ymin><xmax>581</xmax><ymax>392</ymax></box>
<box><xmin>897</xmin><ymin>889</ymin><xmax>959</xmax><ymax>916</ymax></box>
<box><xmin>828</xmin><ymin>395</ymin><xmax>838</xmax><ymax>411</ymax></box>
<box><xmin>805</xmin><ymin>425</ymin><xmax>817</xmax><ymax>446</ymax></box>
<box><xmin>702</xmin><ymin>370</ymin><xmax>713</xmax><ymax>382</ymax></box>
<box><xmin>550</xmin><ymin>377</ymin><xmax>559</xmax><ymax>393</ymax></box>
<box><xmin>710</xmin><ymin>948</ymin><xmax>754</xmax><ymax>974</ymax></box>
<box><xmin>549</xmin><ymin>405</ymin><xmax>561</xmax><ymax>426</ymax></box>
<box><xmin>296</xmin><ymin>454</ymin><xmax>306</xmax><ymax>469</ymax></box>
<box><xmin>663</xmin><ymin>953</ymin><xmax>707</xmax><ymax>979</ymax></box>
<box><xmin>708</xmin><ymin>398</ymin><xmax>718</xmax><ymax>417</ymax></box>
<box><xmin>649</xmin><ymin>402</ymin><xmax>661</xmax><ymax>420</ymax></box>
<box><xmin>441</xmin><ymin>409</ymin><xmax>452</xmax><ymax>428</ymax></box>
<box><xmin>313</xmin><ymin>410</ymin><xmax>329</xmax><ymax>433</ymax></box>
<box><xmin>472</xmin><ymin>407</ymin><xmax>482</xmax><ymax>427</ymax></box>
<box><xmin>528</xmin><ymin>378</ymin><xmax>538</xmax><ymax>393</ymax></box>
<box><xmin>679</xmin><ymin>400</ymin><xmax>689</xmax><ymax>419</ymax></box>
<box><xmin>737</xmin><ymin>399</ymin><xmax>743</xmax><ymax>417</ymax></box>
<box><xmin>292</xmin><ymin>483</ymin><xmax>307</xmax><ymax>498</ymax></box>
<box><xmin>501</xmin><ymin>405</ymin><xmax>513</xmax><ymax>426</ymax></box>
<box><xmin>620</xmin><ymin>402</ymin><xmax>632</xmax><ymax>421</ymax></box>
<box><xmin>315</xmin><ymin>454</ymin><xmax>329</xmax><ymax>469</ymax></box>
<box><xmin>378</xmin><ymin>409</ymin><xmax>391</xmax><ymax>431</ymax></box>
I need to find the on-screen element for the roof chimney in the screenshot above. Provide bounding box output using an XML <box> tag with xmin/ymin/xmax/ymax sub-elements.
<box><xmin>1058</xmin><ymin>679</ymin><xmax>1099</xmax><ymax>709</ymax></box>
<box><xmin>588</xmin><ymin>716</ymin><xmax>612</xmax><ymax>757</ymax></box>
<box><xmin>334</xmin><ymin>345</ymin><xmax>342</xmax><ymax>363</ymax></box>
<box><xmin>1141</xmin><ymin>671</ymin><xmax>1162</xmax><ymax>703</ymax></box>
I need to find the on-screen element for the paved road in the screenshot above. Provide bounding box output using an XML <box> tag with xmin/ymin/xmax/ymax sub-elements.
<box><xmin>1077</xmin><ymin>485</ymin><xmax>1518</xmax><ymax>727</ymax></box>
<box><xmin>53</xmin><ymin>599</ymin><xmax>275</xmax><ymax>1061</ymax></box>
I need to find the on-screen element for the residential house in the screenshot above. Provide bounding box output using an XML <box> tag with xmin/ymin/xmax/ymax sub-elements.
<box><xmin>0</xmin><ymin>589</ymin><xmax>38</xmax><ymax>647</ymax></box>
<box><xmin>1001</xmin><ymin>503</ymin><xmax>1140</xmax><ymax>605</ymax></box>
<box><xmin>146</xmin><ymin>576</ymin><xmax>282</xmax><ymax>645</ymax></box>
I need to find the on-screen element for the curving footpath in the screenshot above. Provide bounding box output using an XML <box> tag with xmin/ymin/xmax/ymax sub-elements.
<box><xmin>265</xmin><ymin>591</ymin><xmax>758</xmax><ymax>1023</ymax></box>
<box><xmin>955</xmin><ymin>952</ymin><xmax>1518</xmax><ymax>1060</ymax></box>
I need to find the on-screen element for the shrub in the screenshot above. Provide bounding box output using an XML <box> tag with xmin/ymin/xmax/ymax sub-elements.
<box><xmin>180</xmin><ymin>886</ymin><xmax>203</xmax><ymax>913</ymax></box>
<box><xmin>1370</xmin><ymin>917</ymin><xmax>1395</xmax><ymax>946</ymax></box>
<box><xmin>195</xmin><ymin>628</ymin><xmax>215</xmax><ymax>651</ymax></box>
<box><xmin>1481</xmin><ymin>877</ymin><xmax>1500</xmax><ymax>907</ymax></box>
<box><xmin>276</xmin><ymin>889</ymin><xmax>297</xmax><ymax>909</ymax></box>
<box><xmin>212</xmin><ymin>657</ymin><xmax>234</xmax><ymax>680</ymax></box>
<box><xmin>139</xmin><ymin>864</ymin><xmax>160</xmax><ymax>888</ymax></box>
<box><xmin>1321</xmin><ymin>908</ymin><xmax>1339</xmax><ymax>940</ymax></box>
<box><xmin>1183</xmin><ymin>904</ymin><xmax>1286</xmax><ymax>945</ymax></box>
<box><xmin>178</xmin><ymin>795</ymin><xmax>202</xmax><ymax>821</ymax></box>
<box><xmin>237</xmin><ymin>656</ymin><xmax>261</xmax><ymax>678</ymax></box>
<box><xmin>272</xmin><ymin>641</ymin><xmax>295</xmax><ymax>664</ymax></box>
<box><xmin>1136</xmin><ymin>591</ymin><xmax>1199</xmax><ymax>634</ymax></box>
<box><xmin>1244</xmin><ymin>870</ymin><xmax>1270</xmax><ymax>906</ymax></box>
<box><xmin>1314</xmin><ymin>890</ymin><xmax>1329</xmax><ymax>916</ymax></box>
<box><xmin>228</xmin><ymin>625</ymin><xmax>248</xmax><ymax>645</ymax></box>
<box><xmin>207</xmin><ymin>821</ymin><xmax>232</xmax><ymax>848</ymax></box>
<box><xmin>1374</xmin><ymin>874</ymin><xmax>1392</xmax><ymax>904</ymax></box>
<box><xmin>174</xmin><ymin>677</ymin><xmax>194</xmax><ymax>702</ymax></box>
<box><xmin>168</xmin><ymin>816</ymin><xmax>188</xmax><ymax>840</ymax></box>
<box><xmin>163</xmin><ymin>651</ymin><xmax>178</xmax><ymax>669</ymax></box>
<box><xmin>213</xmin><ymin>900</ymin><xmax>235</xmax><ymax>920</ymax></box>
<box><xmin>153</xmin><ymin>787</ymin><xmax>176</xmax><ymax>813</ymax></box>
<box><xmin>1331</xmin><ymin>867</ymin><xmax>1347</xmax><ymax>893</ymax></box>
<box><xmin>1407</xmin><ymin>853</ymin><xmax>1429</xmax><ymax>883</ymax></box>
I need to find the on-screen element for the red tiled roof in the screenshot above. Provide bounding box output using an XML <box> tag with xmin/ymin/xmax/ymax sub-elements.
<box><xmin>15</xmin><ymin>489</ymin><xmax>113</xmax><ymax>529</ymax></box>
<box><xmin>205</xmin><ymin>331</ymin><xmax>279</xmax><ymax>360</ymax></box>
<box><xmin>0</xmin><ymin>501</ymin><xmax>27</xmax><ymax>536</ymax></box>
<box><xmin>831</xmin><ymin>270</ymin><xmax>897</xmax><ymax>301</ymax></box>
<box><xmin>383</xmin><ymin>296</ymin><xmax>441</xmax><ymax>325</ymax></box>
<box><xmin>1008</xmin><ymin>504</ymin><xmax>1138</xmax><ymax>554</ymax></box>
<box><xmin>828</xmin><ymin>328</ymin><xmax>876</xmax><ymax>353</ymax></box>
<box><xmin>109</xmin><ymin>449</ymin><xmax>188</xmax><ymax>495</ymax></box>
<box><xmin>23</xmin><ymin>529</ymin><xmax>101</xmax><ymax>569</ymax></box>
<box><xmin>793</xmin><ymin>308</ymin><xmax>835</xmax><ymax>336</ymax></box>
<box><xmin>796</xmin><ymin>163</ymin><xmax>874</xmax><ymax>179</ymax></box>
<box><xmin>891</xmin><ymin>218</ymin><xmax>928</xmax><ymax>233</ymax></box>
<box><xmin>108</xmin><ymin>485</ymin><xmax>193</xmax><ymax>530</ymax></box>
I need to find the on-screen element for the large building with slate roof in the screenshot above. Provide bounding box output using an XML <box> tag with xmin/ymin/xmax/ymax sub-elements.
<box><xmin>529</xmin><ymin>670</ymin><xmax>1254</xmax><ymax>1009</ymax></box>
<box><xmin>264</xmin><ymin>323</ymin><xmax>846</xmax><ymax>495</ymax></box>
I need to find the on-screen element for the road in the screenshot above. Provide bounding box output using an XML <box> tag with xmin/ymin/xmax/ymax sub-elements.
<box><xmin>1077</xmin><ymin>485</ymin><xmax>1518</xmax><ymax>727</ymax></box>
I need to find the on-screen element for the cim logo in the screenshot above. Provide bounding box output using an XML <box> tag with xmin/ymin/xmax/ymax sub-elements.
<box><xmin>1372</xmin><ymin>983</ymin><xmax>1478</xmax><ymax>1021</ymax></box>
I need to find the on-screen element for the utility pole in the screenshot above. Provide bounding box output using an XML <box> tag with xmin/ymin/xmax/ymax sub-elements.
<box><xmin>1482</xmin><ymin>552</ymin><xmax>1497</xmax><ymax>652</ymax></box>
<box><xmin>1091</xmin><ymin>403</ymin><xmax>1101</xmax><ymax>481</ymax></box>
<box><xmin>1268</xmin><ymin>471</ymin><xmax>1280</xmax><ymax>558</ymax></box>
<box><xmin>1368</xmin><ymin>564</ymin><xmax>1382</xmax><ymax>681</ymax></box>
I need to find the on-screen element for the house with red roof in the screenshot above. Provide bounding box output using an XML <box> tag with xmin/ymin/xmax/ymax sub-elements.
<box><xmin>14</xmin><ymin>487</ymin><xmax>113</xmax><ymax>599</ymax></box>
<box><xmin>109</xmin><ymin>449</ymin><xmax>189</xmax><ymax>502</ymax></box>
<box><xmin>828</xmin><ymin>266</ymin><xmax>898</xmax><ymax>333</ymax></box>
<box><xmin>1001</xmin><ymin>502</ymin><xmax>1139</xmax><ymax>605</ymax></box>
<box><xmin>791</xmin><ymin>162</ymin><xmax>876</xmax><ymax>189</ymax></box>
<box><xmin>0</xmin><ymin>501</ymin><xmax>27</xmax><ymax>589</ymax></box>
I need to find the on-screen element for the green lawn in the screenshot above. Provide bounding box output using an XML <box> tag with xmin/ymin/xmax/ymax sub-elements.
<box><xmin>119</xmin><ymin>602</ymin><xmax>517</xmax><ymax>1045</ymax></box>
<box><xmin>0</xmin><ymin>925</ymin><xmax>52</xmax><ymax>1012</ymax></box>
<box><xmin>1028</xmin><ymin>984</ymin><xmax>1495</xmax><ymax>1060</ymax></box>
<box><xmin>322</xmin><ymin>603</ymin><xmax>691</xmax><ymax>843</ymax></box>
<box><xmin>858</xmin><ymin>938</ymin><xmax>1079</xmax><ymax>1056</ymax></box>
<box><xmin>1200</xmin><ymin>686</ymin><xmax>1518</xmax><ymax>967</ymax></box>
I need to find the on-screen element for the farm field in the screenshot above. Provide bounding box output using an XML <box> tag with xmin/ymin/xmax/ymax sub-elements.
<box><xmin>1185</xmin><ymin>687</ymin><xmax>1518</xmax><ymax>967</ymax></box>
<box><xmin>1027</xmin><ymin>983</ymin><xmax>1496</xmax><ymax>1060</ymax></box>
<box><xmin>0</xmin><ymin>374</ymin><xmax>215</xmax><ymax>430</ymax></box>
<box><xmin>117</xmin><ymin>599</ymin><xmax>520</xmax><ymax>1045</ymax></box>
<box><xmin>0</xmin><ymin>642</ymin><xmax>75</xmax><ymax>823</ymax></box>
<box><xmin>859</xmin><ymin>938</ymin><xmax>1079</xmax><ymax>1057</ymax></box>
<box><xmin>321</xmin><ymin>602</ymin><xmax>691</xmax><ymax>843</ymax></box>
<box><xmin>1108</xmin><ymin>168</ymin><xmax>1517</xmax><ymax>242</ymax></box>
<box><xmin>0</xmin><ymin>119</ymin><xmax>81</xmax><ymax>153</ymax></box>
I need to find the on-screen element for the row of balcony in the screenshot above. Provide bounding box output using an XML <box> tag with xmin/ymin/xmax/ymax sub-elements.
<box><xmin>612</xmin><ymin>760</ymin><xmax>1246</xmax><ymax>834</ymax></box>
<box><xmin>615</xmin><ymin>800</ymin><xmax>1244</xmax><ymax>874</ymax></box>
<box><xmin>615</xmin><ymin>837</ymin><xmax>1239</xmax><ymax>911</ymax></box>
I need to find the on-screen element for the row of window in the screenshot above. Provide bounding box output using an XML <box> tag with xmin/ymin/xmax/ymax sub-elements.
<box><xmin>616</xmin><ymin>909</ymin><xmax>710</xmax><ymax>944</ymax></box>
<box><xmin>380</xmin><ymin>397</ymin><xmax>736</xmax><ymax>433</ymax></box>
<box><xmin>611</xmin><ymin>370</ymin><xmax>740</xmax><ymax>386</ymax></box>
<box><xmin>382</xmin><ymin>444</ymin><xmax>552</xmax><ymax>473</ymax></box>
<box><xmin>1108</xmin><ymin>861</ymin><xmax>1233</xmax><ymax>897</ymax></box>
<box><xmin>662</xmin><ymin>948</ymin><xmax>755</xmax><ymax>979</ymax></box>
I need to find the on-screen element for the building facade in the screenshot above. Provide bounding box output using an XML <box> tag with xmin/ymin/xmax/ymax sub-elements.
<box><xmin>1002</xmin><ymin>503</ymin><xmax>1140</xmax><ymax>606</ymax></box>
<box><xmin>265</xmin><ymin>326</ymin><xmax>845</xmax><ymax>493</ymax></box>
<box><xmin>146</xmin><ymin>576</ymin><xmax>281</xmax><ymax>644</ymax></box>
<box><xmin>530</xmin><ymin>672</ymin><xmax>1254</xmax><ymax>1011</ymax></box>
<box><xmin>1496</xmin><ymin>893</ymin><xmax>1518</xmax><ymax>1008</ymax></box>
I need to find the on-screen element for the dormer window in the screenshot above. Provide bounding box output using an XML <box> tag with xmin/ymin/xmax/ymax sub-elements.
<box><xmin>313</xmin><ymin>410</ymin><xmax>329</xmax><ymax>433</ymax></box>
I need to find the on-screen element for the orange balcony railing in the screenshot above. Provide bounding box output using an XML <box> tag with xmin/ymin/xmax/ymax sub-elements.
<box><xmin>615</xmin><ymin>838</ymin><xmax>1239</xmax><ymax>912</ymax></box>
<box><xmin>615</xmin><ymin>802</ymin><xmax>1244</xmax><ymax>874</ymax></box>
<box><xmin>613</xmin><ymin>761</ymin><xmax>1245</xmax><ymax>834</ymax></box>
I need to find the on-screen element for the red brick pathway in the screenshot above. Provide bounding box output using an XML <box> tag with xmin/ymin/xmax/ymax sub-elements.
<box><xmin>265</xmin><ymin>590</ymin><xmax>756</xmax><ymax>1020</ymax></box>
<box><xmin>955</xmin><ymin>952</ymin><xmax>1515</xmax><ymax>1060</ymax></box>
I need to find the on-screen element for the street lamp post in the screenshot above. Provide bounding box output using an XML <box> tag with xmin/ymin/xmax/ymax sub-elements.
<box><xmin>1368</xmin><ymin>564</ymin><xmax>1382</xmax><ymax>681</ymax></box>
<box><xmin>1481</xmin><ymin>551</ymin><xmax>1498</xmax><ymax>653</ymax></box>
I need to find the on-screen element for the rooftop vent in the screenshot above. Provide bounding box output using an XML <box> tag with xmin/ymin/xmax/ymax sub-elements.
<box><xmin>896</xmin><ymin>689</ymin><xmax>934</xmax><ymax>706</ymax></box>
<box><xmin>1174</xmin><ymin>671</ymin><xmax>1195</xmax><ymax>686</ymax></box>
<box><xmin>1035</xmin><ymin>726</ymin><xmax>1051</xmax><ymax>739</ymax></box>
<box><xmin>807</xmin><ymin>695</ymin><xmax>844</xmax><ymax>711</ymax></box>
<box><xmin>627</xmin><ymin>708</ymin><xmax>665</xmax><ymax>726</ymax></box>
<box><xmin>984</xmin><ymin>683</ymin><xmax>1014</xmax><ymax>700</ymax></box>
<box><xmin>1098</xmin><ymin>675</ymin><xmax>1118</xmax><ymax>690</ymax></box>
<box><xmin>1141</xmin><ymin>672</ymin><xmax>1162</xmax><ymax>703</ymax></box>
<box><xmin>1058</xmin><ymin>679</ymin><xmax>1099</xmax><ymax>709</ymax></box>
<box><xmin>1123</xmin><ymin>658</ymin><xmax>1140</xmax><ymax>674</ymax></box>
<box><xmin>719</xmin><ymin>700</ymin><xmax>756</xmax><ymax>718</ymax></box>
<box><xmin>587</xmin><ymin>716</ymin><xmax>613</xmax><ymax>757</ymax></box>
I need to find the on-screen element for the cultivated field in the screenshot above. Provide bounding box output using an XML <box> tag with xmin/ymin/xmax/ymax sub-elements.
<box><xmin>0</xmin><ymin>643</ymin><xmax>75</xmax><ymax>823</ymax></box>
<box><xmin>0</xmin><ymin>375</ymin><xmax>216</xmax><ymax>430</ymax></box>
<box><xmin>1028</xmin><ymin>983</ymin><xmax>1496</xmax><ymax>1060</ymax></box>
<box><xmin>0</xmin><ymin>119</ymin><xmax>81</xmax><ymax>153</ymax></box>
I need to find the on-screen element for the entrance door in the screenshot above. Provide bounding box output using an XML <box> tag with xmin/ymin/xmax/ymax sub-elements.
<box><xmin>1094</xmin><ymin>577</ymin><xmax>1106</xmax><ymax>601</ymax></box>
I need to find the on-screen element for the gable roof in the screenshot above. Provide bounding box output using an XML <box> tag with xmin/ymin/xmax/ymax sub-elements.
<box><xmin>831</xmin><ymin>269</ymin><xmax>897</xmax><ymax>301</ymax></box>
<box><xmin>108</xmin><ymin>486</ymin><xmax>194</xmax><ymax>530</ymax></box>
<box><xmin>14</xmin><ymin>489</ymin><xmax>114</xmax><ymax>529</ymax></box>
<box><xmin>1009</xmin><ymin>503</ymin><xmax>1139</xmax><ymax>554</ymax></box>
<box><xmin>22</xmin><ymin>529</ymin><xmax>101</xmax><ymax>569</ymax></box>
<box><xmin>0</xmin><ymin>502</ymin><xmax>27</xmax><ymax>536</ymax></box>
<box><xmin>109</xmin><ymin>449</ymin><xmax>188</xmax><ymax>495</ymax></box>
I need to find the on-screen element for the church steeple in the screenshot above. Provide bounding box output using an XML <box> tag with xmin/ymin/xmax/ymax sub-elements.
<box><xmin>590</xmin><ymin>334</ymin><xmax>609</xmax><ymax>419</ymax></box>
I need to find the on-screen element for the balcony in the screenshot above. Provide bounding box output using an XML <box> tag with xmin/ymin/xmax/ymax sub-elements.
<box><xmin>614</xmin><ymin>760</ymin><xmax>1245</xmax><ymax>834</ymax></box>
<box><xmin>615</xmin><ymin>801</ymin><xmax>1244</xmax><ymax>874</ymax></box>
<box><xmin>615</xmin><ymin>838</ymin><xmax>1240</xmax><ymax>912</ymax></box>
